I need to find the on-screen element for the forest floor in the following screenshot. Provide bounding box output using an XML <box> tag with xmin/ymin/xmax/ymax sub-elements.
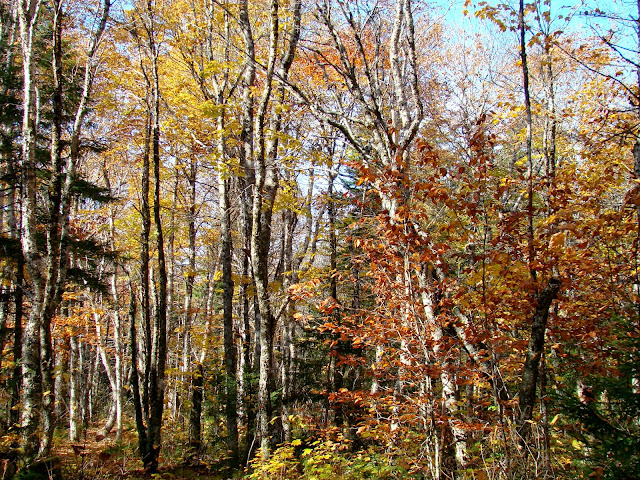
<box><xmin>52</xmin><ymin>427</ymin><xmax>228</xmax><ymax>480</ymax></box>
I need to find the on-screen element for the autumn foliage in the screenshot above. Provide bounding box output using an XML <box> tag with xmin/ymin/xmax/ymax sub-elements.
<box><xmin>0</xmin><ymin>0</ymin><xmax>639</xmax><ymax>479</ymax></box>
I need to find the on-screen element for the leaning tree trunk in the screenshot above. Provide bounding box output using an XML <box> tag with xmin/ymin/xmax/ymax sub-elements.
<box><xmin>517</xmin><ymin>278</ymin><xmax>561</xmax><ymax>439</ymax></box>
<box><xmin>515</xmin><ymin>0</ymin><xmax>562</xmax><ymax>448</ymax></box>
<box><xmin>95</xmin><ymin>308</ymin><xmax>120</xmax><ymax>440</ymax></box>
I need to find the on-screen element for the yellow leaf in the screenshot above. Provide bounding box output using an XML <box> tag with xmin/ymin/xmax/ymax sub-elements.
<box><xmin>291</xmin><ymin>439</ymin><xmax>302</xmax><ymax>446</ymax></box>
<box><xmin>549</xmin><ymin>231</ymin><xmax>566</xmax><ymax>250</ymax></box>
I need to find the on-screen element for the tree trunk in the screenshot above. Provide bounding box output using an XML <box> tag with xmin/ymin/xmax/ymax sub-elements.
<box><xmin>104</xmin><ymin>167</ymin><xmax>125</xmax><ymax>442</ymax></box>
<box><xmin>518</xmin><ymin>278</ymin><xmax>560</xmax><ymax>439</ymax></box>
<box><xmin>17</xmin><ymin>0</ymin><xmax>45</xmax><ymax>456</ymax></box>
<box><xmin>252</xmin><ymin>0</ymin><xmax>301</xmax><ymax>455</ymax></box>
<box><xmin>17</xmin><ymin>0</ymin><xmax>110</xmax><ymax>456</ymax></box>
<box><xmin>129</xmin><ymin>283</ymin><xmax>148</xmax><ymax>464</ymax></box>
<box><xmin>168</xmin><ymin>175</ymin><xmax>178</xmax><ymax>420</ymax></box>
<box><xmin>9</xmin><ymin>238</ymin><xmax>23</xmax><ymax>432</ymax></box>
<box><xmin>219</xmin><ymin>116</ymin><xmax>238</xmax><ymax>465</ymax></box>
<box><xmin>189</xmin><ymin>274</ymin><xmax>216</xmax><ymax>460</ymax></box>
<box><xmin>113</xmin><ymin>307</ymin><xmax>124</xmax><ymax>442</ymax></box>
<box><xmin>519</xmin><ymin>0</ymin><xmax>536</xmax><ymax>284</ymax></box>
<box><xmin>181</xmin><ymin>162</ymin><xmax>196</xmax><ymax>441</ymax></box>
<box><xmin>54</xmin><ymin>338</ymin><xmax>65</xmax><ymax>421</ymax></box>
<box><xmin>280</xmin><ymin>203</ymin><xmax>297</xmax><ymax>442</ymax></box>
<box><xmin>131</xmin><ymin>23</ymin><xmax>157</xmax><ymax>465</ymax></box>
<box><xmin>417</xmin><ymin>269</ymin><xmax>467</xmax><ymax>474</ymax></box>
<box><xmin>69</xmin><ymin>334</ymin><xmax>80</xmax><ymax>442</ymax></box>
<box><xmin>326</xmin><ymin>160</ymin><xmax>344</xmax><ymax>427</ymax></box>
<box><xmin>96</xmin><ymin>311</ymin><xmax>119</xmax><ymax>439</ymax></box>
<box><xmin>6</xmin><ymin>152</ymin><xmax>22</xmax><ymax>431</ymax></box>
<box><xmin>238</xmin><ymin>0</ymin><xmax>257</xmax><ymax>459</ymax></box>
<box><xmin>146</xmin><ymin>13</ymin><xmax>168</xmax><ymax>467</ymax></box>
<box><xmin>188</xmin><ymin>361</ymin><xmax>204</xmax><ymax>462</ymax></box>
<box><xmin>240</xmin><ymin>202</ymin><xmax>255</xmax><ymax>459</ymax></box>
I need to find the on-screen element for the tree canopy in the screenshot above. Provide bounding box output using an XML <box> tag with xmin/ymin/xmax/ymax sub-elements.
<box><xmin>0</xmin><ymin>0</ymin><xmax>638</xmax><ymax>478</ymax></box>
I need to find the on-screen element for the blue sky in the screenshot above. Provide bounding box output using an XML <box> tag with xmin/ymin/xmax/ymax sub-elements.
<box><xmin>427</xmin><ymin>0</ymin><xmax>637</xmax><ymax>53</ymax></box>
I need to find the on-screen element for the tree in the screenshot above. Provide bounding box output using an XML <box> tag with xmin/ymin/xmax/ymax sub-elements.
<box><xmin>14</xmin><ymin>0</ymin><xmax>111</xmax><ymax>457</ymax></box>
<box><xmin>125</xmin><ymin>0</ymin><xmax>168</xmax><ymax>471</ymax></box>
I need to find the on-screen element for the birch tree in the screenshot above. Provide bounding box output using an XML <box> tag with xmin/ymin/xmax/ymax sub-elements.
<box><xmin>234</xmin><ymin>0</ymin><xmax>302</xmax><ymax>457</ymax></box>
<box><xmin>16</xmin><ymin>0</ymin><xmax>110</xmax><ymax>457</ymax></box>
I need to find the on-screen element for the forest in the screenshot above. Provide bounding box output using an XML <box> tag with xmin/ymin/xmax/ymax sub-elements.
<box><xmin>0</xmin><ymin>0</ymin><xmax>638</xmax><ymax>478</ymax></box>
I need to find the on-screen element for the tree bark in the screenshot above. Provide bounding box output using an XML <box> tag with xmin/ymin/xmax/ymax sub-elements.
<box><xmin>249</xmin><ymin>0</ymin><xmax>301</xmax><ymax>455</ymax></box>
<box><xmin>517</xmin><ymin>278</ymin><xmax>561</xmax><ymax>440</ymax></box>
<box><xmin>188</xmin><ymin>361</ymin><xmax>204</xmax><ymax>462</ymax></box>
<box><xmin>237</xmin><ymin>0</ymin><xmax>257</xmax><ymax>457</ymax></box>
<box><xmin>243</xmin><ymin>0</ymin><xmax>276</xmax><ymax>455</ymax></box>
<box><xmin>129</xmin><ymin>282</ymin><xmax>148</xmax><ymax>464</ymax></box>
<box><xmin>9</xmin><ymin>219</ymin><xmax>23</xmax><ymax>432</ymax></box>
<box><xmin>280</xmin><ymin>199</ymin><xmax>297</xmax><ymax>442</ymax></box>
<box><xmin>189</xmin><ymin>274</ymin><xmax>215</xmax><ymax>461</ymax></box>
<box><xmin>417</xmin><ymin>269</ymin><xmax>467</xmax><ymax>473</ymax></box>
<box><xmin>17</xmin><ymin>0</ymin><xmax>44</xmax><ymax>456</ymax></box>
<box><xmin>95</xmin><ymin>310</ymin><xmax>119</xmax><ymax>440</ymax></box>
<box><xmin>69</xmin><ymin>335</ymin><xmax>80</xmax><ymax>442</ymax></box>
<box><xmin>16</xmin><ymin>0</ymin><xmax>110</xmax><ymax>456</ymax></box>
<box><xmin>146</xmin><ymin>6</ymin><xmax>168</xmax><ymax>467</ymax></box>
<box><xmin>519</xmin><ymin>0</ymin><xmax>536</xmax><ymax>283</ymax></box>
<box><xmin>219</xmin><ymin>114</ymin><xmax>239</xmax><ymax>464</ymax></box>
